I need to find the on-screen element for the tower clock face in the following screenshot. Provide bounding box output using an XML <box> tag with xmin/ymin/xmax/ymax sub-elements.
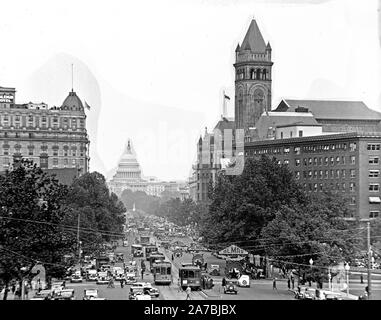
<box><xmin>248</xmin><ymin>88</ymin><xmax>265</xmax><ymax>126</ymax></box>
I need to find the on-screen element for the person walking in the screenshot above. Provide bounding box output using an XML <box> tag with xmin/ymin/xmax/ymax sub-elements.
<box><xmin>287</xmin><ymin>278</ymin><xmax>291</xmax><ymax>290</ymax></box>
<box><xmin>185</xmin><ymin>286</ymin><xmax>191</xmax><ymax>300</ymax></box>
<box><xmin>272</xmin><ymin>277</ymin><xmax>277</xmax><ymax>290</ymax></box>
<box><xmin>120</xmin><ymin>278</ymin><xmax>124</xmax><ymax>288</ymax></box>
<box><xmin>360</xmin><ymin>273</ymin><xmax>364</xmax><ymax>284</ymax></box>
<box><xmin>291</xmin><ymin>276</ymin><xmax>295</xmax><ymax>289</ymax></box>
<box><xmin>172</xmin><ymin>254</ymin><xmax>174</xmax><ymax>261</ymax></box>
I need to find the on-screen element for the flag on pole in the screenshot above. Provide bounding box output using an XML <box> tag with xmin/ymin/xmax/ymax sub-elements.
<box><xmin>84</xmin><ymin>101</ymin><xmax>91</xmax><ymax>110</ymax></box>
<box><xmin>224</xmin><ymin>94</ymin><xmax>231</xmax><ymax>100</ymax></box>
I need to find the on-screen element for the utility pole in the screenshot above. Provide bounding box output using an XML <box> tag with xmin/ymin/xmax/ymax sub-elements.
<box><xmin>367</xmin><ymin>220</ymin><xmax>372</xmax><ymax>300</ymax></box>
<box><xmin>77</xmin><ymin>213</ymin><xmax>81</xmax><ymax>264</ymax></box>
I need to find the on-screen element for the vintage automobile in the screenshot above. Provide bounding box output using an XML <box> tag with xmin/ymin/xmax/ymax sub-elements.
<box><xmin>96</xmin><ymin>271</ymin><xmax>109</xmax><ymax>285</ymax></box>
<box><xmin>30</xmin><ymin>289</ymin><xmax>53</xmax><ymax>300</ymax></box>
<box><xmin>115</xmin><ymin>253</ymin><xmax>124</xmax><ymax>262</ymax></box>
<box><xmin>223</xmin><ymin>281</ymin><xmax>238</xmax><ymax>294</ymax></box>
<box><xmin>237</xmin><ymin>275</ymin><xmax>250</xmax><ymax>288</ymax></box>
<box><xmin>143</xmin><ymin>286</ymin><xmax>160</xmax><ymax>298</ymax></box>
<box><xmin>83</xmin><ymin>289</ymin><xmax>99</xmax><ymax>300</ymax></box>
<box><xmin>125</xmin><ymin>273</ymin><xmax>137</xmax><ymax>284</ymax></box>
<box><xmin>209</xmin><ymin>264</ymin><xmax>221</xmax><ymax>276</ymax></box>
<box><xmin>51</xmin><ymin>281</ymin><xmax>65</xmax><ymax>292</ymax></box>
<box><xmin>129</xmin><ymin>287</ymin><xmax>144</xmax><ymax>300</ymax></box>
<box><xmin>53</xmin><ymin>289</ymin><xmax>75</xmax><ymax>300</ymax></box>
<box><xmin>70</xmin><ymin>274</ymin><xmax>83</xmax><ymax>283</ymax></box>
<box><xmin>87</xmin><ymin>269</ymin><xmax>98</xmax><ymax>281</ymax></box>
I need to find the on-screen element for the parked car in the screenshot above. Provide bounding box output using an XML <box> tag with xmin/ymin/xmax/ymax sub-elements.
<box><xmin>83</xmin><ymin>289</ymin><xmax>99</xmax><ymax>300</ymax></box>
<box><xmin>30</xmin><ymin>289</ymin><xmax>53</xmax><ymax>300</ymax></box>
<box><xmin>96</xmin><ymin>271</ymin><xmax>109</xmax><ymax>284</ymax></box>
<box><xmin>143</xmin><ymin>286</ymin><xmax>160</xmax><ymax>298</ymax></box>
<box><xmin>53</xmin><ymin>289</ymin><xmax>75</xmax><ymax>300</ymax></box>
<box><xmin>223</xmin><ymin>281</ymin><xmax>238</xmax><ymax>294</ymax></box>
<box><xmin>87</xmin><ymin>270</ymin><xmax>98</xmax><ymax>281</ymax></box>
<box><xmin>70</xmin><ymin>274</ymin><xmax>83</xmax><ymax>283</ymax></box>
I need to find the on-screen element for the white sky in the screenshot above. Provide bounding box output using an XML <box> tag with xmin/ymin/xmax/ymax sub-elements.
<box><xmin>0</xmin><ymin>0</ymin><xmax>380</xmax><ymax>180</ymax></box>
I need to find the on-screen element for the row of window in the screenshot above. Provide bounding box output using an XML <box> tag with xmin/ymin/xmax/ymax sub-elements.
<box><xmin>294</xmin><ymin>156</ymin><xmax>355</xmax><ymax>167</ymax></box>
<box><xmin>2</xmin><ymin>157</ymin><xmax>85</xmax><ymax>167</ymax></box>
<box><xmin>248</xmin><ymin>142</ymin><xmax>359</xmax><ymax>156</ymax></box>
<box><xmin>0</xmin><ymin>115</ymin><xmax>85</xmax><ymax>126</ymax></box>
<box><xmin>2</xmin><ymin>150</ymin><xmax>85</xmax><ymax>157</ymax></box>
<box><xmin>302</xmin><ymin>182</ymin><xmax>356</xmax><ymax>192</ymax></box>
<box><xmin>295</xmin><ymin>169</ymin><xmax>357</xmax><ymax>180</ymax></box>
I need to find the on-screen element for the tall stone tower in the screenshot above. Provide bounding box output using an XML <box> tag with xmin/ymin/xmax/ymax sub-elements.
<box><xmin>234</xmin><ymin>19</ymin><xmax>273</xmax><ymax>130</ymax></box>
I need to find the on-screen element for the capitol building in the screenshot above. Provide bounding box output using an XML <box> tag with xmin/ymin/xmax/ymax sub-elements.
<box><xmin>108</xmin><ymin>139</ymin><xmax>189</xmax><ymax>199</ymax></box>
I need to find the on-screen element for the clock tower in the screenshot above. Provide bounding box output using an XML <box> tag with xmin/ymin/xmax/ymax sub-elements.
<box><xmin>234</xmin><ymin>19</ymin><xmax>273</xmax><ymax>130</ymax></box>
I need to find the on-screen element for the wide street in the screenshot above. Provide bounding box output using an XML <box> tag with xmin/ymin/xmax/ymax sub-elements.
<box><xmin>37</xmin><ymin>233</ymin><xmax>381</xmax><ymax>300</ymax></box>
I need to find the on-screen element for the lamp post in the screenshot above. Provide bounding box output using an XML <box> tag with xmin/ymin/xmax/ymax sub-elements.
<box><xmin>345</xmin><ymin>262</ymin><xmax>350</xmax><ymax>296</ymax></box>
<box><xmin>309</xmin><ymin>259</ymin><xmax>313</xmax><ymax>287</ymax></box>
<box><xmin>328</xmin><ymin>268</ymin><xmax>332</xmax><ymax>291</ymax></box>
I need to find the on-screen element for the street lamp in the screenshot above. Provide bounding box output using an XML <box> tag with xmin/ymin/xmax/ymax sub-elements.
<box><xmin>345</xmin><ymin>262</ymin><xmax>350</xmax><ymax>296</ymax></box>
<box><xmin>328</xmin><ymin>268</ymin><xmax>332</xmax><ymax>291</ymax></box>
<box><xmin>309</xmin><ymin>259</ymin><xmax>313</xmax><ymax>287</ymax></box>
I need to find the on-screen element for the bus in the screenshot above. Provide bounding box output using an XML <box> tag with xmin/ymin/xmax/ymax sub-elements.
<box><xmin>131</xmin><ymin>244</ymin><xmax>143</xmax><ymax>257</ymax></box>
<box><xmin>152</xmin><ymin>261</ymin><xmax>172</xmax><ymax>285</ymax></box>
<box><xmin>178</xmin><ymin>266</ymin><xmax>202</xmax><ymax>291</ymax></box>
<box><xmin>145</xmin><ymin>245</ymin><xmax>158</xmax><ymax>260</ymax></box>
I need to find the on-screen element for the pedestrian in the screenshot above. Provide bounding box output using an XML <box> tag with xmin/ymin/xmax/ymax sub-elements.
<box><xmin>120</xmin><ymin>279</ymin><xmax>124</xmax><ymax>288</ymax></box>
<box><xmin>185</xmin><ymin>286</ymin><xmax>191</xmax><ymax>300</ymax></box>
<box><xmin>222</xmin><ymin>277</ymin><xmax>226</xmax><ymax>288</ymax></box>
<box><xmin>141</xmin><ymin>269</ymin><xmax>144</xmax><ymax>280</ymax></box>
<box><xmin>360</xmin><ymin>273</ymin><xmax>364</xmax><ymax>284</ymax></box>
<box><xmin>172</xmin><ymin>254</ymin><xmax>174</xmax><ymax>261</ymax></box>
<box><xmin>287</xmin><ymin>278</ymin><xmax>291</xmax><ymax>290</ymax></box>
<box><xmin>291</xmin><ymin>276</ymin><xmax>295</xmax><ymax>289</ymax></box>
<box><xmin>272</xmin><ymin>277</ymin><xmax>277</xmax><ymax>290</ymax></box>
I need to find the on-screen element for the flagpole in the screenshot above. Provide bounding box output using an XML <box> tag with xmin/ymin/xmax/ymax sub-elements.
<box><xmin>223</xmin><ymin>90</ymin><xmax>226</xmax><ymax>118</ymax></box>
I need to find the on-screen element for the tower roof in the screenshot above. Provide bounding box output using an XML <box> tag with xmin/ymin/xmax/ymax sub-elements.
<box><xmin>240</xmin><ymin>19</ymin><xmax>267</xmax><ymax>53</ymax></box>
<box><xmin>61</xmin><ymin>90</ymin><xmax>84</xmax><ymax>111</ymax></box>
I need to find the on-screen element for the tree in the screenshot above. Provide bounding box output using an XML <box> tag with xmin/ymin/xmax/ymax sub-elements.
<box><xmin>0</xmin><ymin>160</ymin><xmax>76</xmax><ymax>296</ymax></box>
<box><xmin>259</xmin><ymin>190</ymin><xmax>360</xmax><ymax>281</ymax></box>
<box><xmin>64</xmin><ymin>172</ymin><xmax>126</xmax><ymax>255</ymax></box>
<box><xmin>201</xmin><ymin>156</ymin><xmax>306</xmax><ymax>248</ymax></box>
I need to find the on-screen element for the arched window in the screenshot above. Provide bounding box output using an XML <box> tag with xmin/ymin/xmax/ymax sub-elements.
<box><xmin>256</xmin><ymin>69</ymin><xmax>261</xmax><ymax>80</ymax></box>
<box><xmin>262</xmin><ymin>69</ymin><xmax>267</xmax><ymax>80</ymax></box>
<box><xmin>250</xmin><ymin>69</ymin><xmax>255</xmax><ymax>79</ymax></box>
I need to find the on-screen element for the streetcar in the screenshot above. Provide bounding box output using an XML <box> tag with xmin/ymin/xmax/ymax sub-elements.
<box><xmin>145</xmin><ymin>245</ymin><xmax>158</xmax><ymax>260</ymax></box>
<box><xmin>178</xmin><ymin>265</ymin><xmax>201</xmax><ymax>290</ymax></box>
<box><xmin>131</xmin><ymin>244</ymin><xmax>144</xmax><ymax>257</ymax></box>
<box><xmin>152</xmin><ymin>261</ymin><xmax>172</xmax><ymax>285</ymax></box>
<box><xmin>148</xmin><ymin>253</ymin><xmax>165</xmax><ymax>268</ymax></box>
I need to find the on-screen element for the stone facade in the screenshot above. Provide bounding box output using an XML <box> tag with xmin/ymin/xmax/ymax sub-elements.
<box><xmin>234</xmin><ymin>20</ymin><xmax>273</xmax><ymax>131</ymax></box>
<box><xmin>0</xmin><ymin>86</ymin><xmax>89</xmax><ymax>174</ymax></box>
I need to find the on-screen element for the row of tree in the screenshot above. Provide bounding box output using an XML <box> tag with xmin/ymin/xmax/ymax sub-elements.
<box><xmin>200</xmin><ymin>156</ymin><xmax>363</xmax><ymax>275</ymax></box>
<box><xmin>0</xmin><ymin>160</ymin><xmax>126</xmax><ymax>295</ymax></box>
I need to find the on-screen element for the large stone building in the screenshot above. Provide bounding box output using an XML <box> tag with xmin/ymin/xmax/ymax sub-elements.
<box><xmin>190</xmin><ymin>19</ymin><xmax>381</xmax><ymax>221</ymax></box>
<box><xmin>108</xmin><ymin>139</ymin><xmax>189</xmax><ymax>199</ymax></box>
<box><xmin>0</xmin><ymin>85</ymin><xmax>90</xmax><ymax>181</ymax></box>
<box><xmin>108</xmin><ymin>140</ymin><xmax>148</xmax><ymax>195</ymax></box>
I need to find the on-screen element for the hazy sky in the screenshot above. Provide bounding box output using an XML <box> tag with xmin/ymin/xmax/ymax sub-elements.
<box><xmin>0</xmin><ymin>0</ymin><xmax>380</xmax><ymax>180</ymax></box>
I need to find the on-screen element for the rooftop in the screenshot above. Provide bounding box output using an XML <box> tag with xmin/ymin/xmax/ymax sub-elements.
<box><xmin>275</xmin><ymin>99</ymin><xmax>381</xmax><ymax>120</ymax></box>
<box><xmin>239</xmin><ymin>19</ymin><xmax>267</xmax><ymax>53</ymax></box>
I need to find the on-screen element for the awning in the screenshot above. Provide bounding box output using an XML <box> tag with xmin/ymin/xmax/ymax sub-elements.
<box><xmin>369</xmin><ymin>197</ymin><xmax>381</xmax><ymax>204</ymax></box>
